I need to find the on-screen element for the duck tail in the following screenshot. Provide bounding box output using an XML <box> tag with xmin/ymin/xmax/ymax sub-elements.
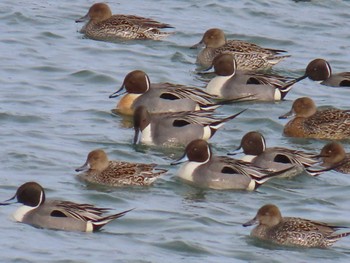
<box><xmin>92</xmin><ymin>208</ymin><xmax>134</xmax><ymax>231</ymax></box>
<box><xmin>253</xmin><ymin>165</ymin><xmax>297</xmax><ymax>189</ymax></box>
<box><xmin>279</xmin><ymin>75</ymin><xmax>308</xmax><ymax>99</ymax></box>
<box><xmin>326</xmin><ymin>232</ymin><xmax>350</xmax><ymax>247</ymax></box>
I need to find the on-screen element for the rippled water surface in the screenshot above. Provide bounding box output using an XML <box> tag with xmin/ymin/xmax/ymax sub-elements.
<box><xmin>1</xmin><ymin>0</ymin><xmax>350</xmax><ymax>262</ymax></box>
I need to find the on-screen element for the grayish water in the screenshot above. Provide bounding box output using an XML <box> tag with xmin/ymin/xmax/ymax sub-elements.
<box><xmin>1</xmin><ymin>0</ymin><xmax>350</xmax><ymax>262</ymax></box>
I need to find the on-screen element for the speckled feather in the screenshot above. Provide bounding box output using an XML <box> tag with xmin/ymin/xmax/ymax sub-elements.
<box><xmin>77</xmin><ymin>161</ymin><xmax>166</xmax><ymax>186</ymax></box>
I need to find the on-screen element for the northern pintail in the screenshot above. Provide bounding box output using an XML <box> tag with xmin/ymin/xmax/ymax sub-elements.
<box><xmin>171</xmin><ymin>139</ymin><xmax>295</xmax><ymax>190</ymax></box>
<box><xmin>75</xmin><ymin>149</ymin><xmax>167</xmax><ymax>186</ymax></box>
<box><xmin>243</xmin><ymin>204</ymin><xmax>350</xmax><ymax>248</ymax></box>
<box><xmin>305</xmin><ymin>58</ymin><xmax>350</xmax><ymax>87</ymax></box>
<box><xmin>109</xmin><ymin>70</ymin><xmax>248</xmax><ymax>116</ymax></box>
<box><xmin>191</xmin><ymin>28</ymin><xmax>289</xmax><ymax>70</ymax></box>
<box><xmin>320</xmin><ymin>141</ymin><xmax>350</xmax><ymax>174</ymax></box>
<box><xmin>230</xmin><ymin>131</ymin><xmax>321</xmax><ymax>177</ymax></box>
<box><xmin>205</xmin><ymin>54</ymin><xmax>305</xmax><ymax>101</ymax></box>
<box><xmin>76</xmin><ymin>3</ymin><xmax>173</xmax><ymax>41</ymax></box>
<box><xmin>0</xmin><ymin>182</ymin><xmax>132</xmax><ymax>232</ymax></box>
<box><xmin>133</xmin><ymin>106</ymin><xmax>246</xmax><ymax>146</ymax></box>
<box><xmin>279</xmin><ymin>97</ymin><xmax>350</xmax><ymax>139</ymax></box>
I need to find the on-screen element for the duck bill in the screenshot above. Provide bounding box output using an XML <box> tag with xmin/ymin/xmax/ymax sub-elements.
<box><xmin>133</xmin><ymin>129</ymin><xmax>141</xmax><ymax>145</ymax></box>
<box><xmin>227</xmin><ymin>144</ymin><xmax>243</xmax><ymax>156</ymax></box>
<box><xmin>109</xmin><ymin>85</ymin><xmax>126</xmax><ymax>98</ymax></box>
<box><xmin>170</xmin><ymin>153</ymin><xmax>189</xmax><ymax>165</ymax></box>
<box><xmin>190</xmin><ymin>40</ymin><xmax>204</xmax><ymax>49</ymax></box>
<box><xmin>0</xmin><ymin>194</ymin><xmax>17</xmax><ymax>205</ymax></box>
<box><xmin>75</xmin><ymin>13</ymin><xmax>89</xmax><ymax>23</ymax></box>
<box><xmin>278</xmin><ymin>109</ymin><xmax>294</xmax><ymax>119</ymax></box>
<box><xmin>242</xmin><ymin>216</ymin><xmax>258</xmax><ymax>227</ymax></box>
<box><xmin>75</xmin><ymin>161</ymin><xmax>90</xmax><ymax>172</ymax></box>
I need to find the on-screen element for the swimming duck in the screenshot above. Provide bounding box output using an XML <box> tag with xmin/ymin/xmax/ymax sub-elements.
<box><xmin>76</xmin><ymin>3</ymin><xmax>173</xmax><ymax>41</ymax></box>
<box><xmin>304</xmin><ymin>58</ymin><xmax>350</xmax><ymax>87</ymax></box>
<box><xmin>0</xmin><ymin>182</ymin><xmax>132</xmax><ymax>232</ymax></box>
<box><xmin>171</xmin><ymin>139</ymin><xmax>295</xmax><ymax>190</ymax></box>
<box><xmin>243</xmin><ymin>204</ymin><xmax>350</xmax><ymax>248</ymax></box>
<box><xmin>205</xmin><ymin>54</ymin><xmax>306</xmax><ymax>101</ymax></box>
<box><xmin>133</xmin><ymin>106</ymin><xmax>246</xmax><ymax>146</ymax></box>
<box><xmin>75</xmin><ymin>149</ymin><xmax>167</xmax><ymax>186</ymax></box>
<box><xmin>109</xmin><ymin>70</ymin><xmax>248</xmax><ymax>116</ymax></box>
<box><xmin>279</xmin><ymin>97</ymin><xmax>350</xmax><ymax>139</ymax></box>
<box><xmin>191</xmin><ymin>28</ymin><xmax>289</xmax><ymax>70</ymax></box>
<box><xmin>230</xmin><ymin>131</ymin><xmax>321</xmax><ymax>177</ymax></box>
<box><xmin>320</xmin><ymin>141</ymin><xmax>350</xmax><ymax>174</ymax></box>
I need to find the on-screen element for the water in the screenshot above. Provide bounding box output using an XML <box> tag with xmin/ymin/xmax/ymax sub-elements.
<box><xmin>1</xmin><ymin>0</ymin><xmax>350</xmax><ymax>262</ymax></box>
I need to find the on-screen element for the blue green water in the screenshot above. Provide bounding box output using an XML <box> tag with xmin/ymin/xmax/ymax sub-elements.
<box><xmin>1</xmin><ymin>0</ymin><xmax>350</xmax><ymax>262</ymax></box>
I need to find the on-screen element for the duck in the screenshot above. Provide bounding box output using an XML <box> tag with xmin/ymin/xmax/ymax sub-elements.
<box><xmin>243</xmin><ymin>204</ymin><xmax>350</xmax><ymax>248</ymax></box>
<box><xmin>0</xmin><ymin>182</ymin><xmax>132</xmax><ymax>232</ymax></box>
<box><xmin>320</xmin><ymin>141</ymin><xmax>350</xmax><ymax>174</ymax></box>
<box><xmin>170</xmin><ymin>139</ymin><xmax>295</xmax><ymax>190</ymax></box>
<box><xmin>230</xmin><ymin>131</ymin><xmax>321</xmax><ymax>177</ymax></box>
<box><xmin>109</xmin><ymin>70</ymin><xmax>249</xmax><ymax>116</ymax></box>
<box><xmin>205</xmin><ymin>54</ymin><xmax>306</xmax><ymax>101</ymax></box>
<box><xmin>133</xmin><ymin>106</ymin><xmax>246</xmax><ymax>146</ymax></box>
<box><xmin>304</xmin><ymin>58</ymin><xmax>350</xmax><ymax>87</ymax></box>
<box><xmin>279</xmin><ymin>97</ymin><xmax>350</xmax><ymax>139</ymax></box>
<box><xmin>75</xmin><ymin>149</ymin><xmax>167</xmax><ymax>186</ymax></box>
<box><xmin>191</xmin><ymin>28</ymin><xmax>289</xmax><ymax>70</ymax></box>
<box><xmin>76</xmin><ymin>3</ymin><xmax>173</xmax><ymax>41</ymax></box>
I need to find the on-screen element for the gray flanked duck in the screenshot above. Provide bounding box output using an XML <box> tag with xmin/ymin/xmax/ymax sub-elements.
<box><xmin>109</xmin><ymin>70</ymin><xmax>249</xmax><ymax>116</ymax></box>
<box><xmin>304</xmin><ymin>58</ymin><xmax>350</xmax><ymax>87</ymax></box>
<box><xmin>133</xmin><ymin>106</ymin><xmax>246</xmax><ymax>146</ymax></box>
<box><xmin>0</xmin><ymin>182</ymin><xmax>132</xmax><ymax>232</ymax></box>
<box><xmin>76</xmin><ymin>149</ymin><xmax>167</xmax><ymax>186</ymax></box>
<box><xmin>191</xmin><ymin>28</ymin><xmax>289</xmax><ymax>70</ymax></box>
<box><xmin>171</xmin><ymin>139</ymin><xmax>295</xmax><ymax>190</ymax></box>
<box><xmin>230</xmin><ymin>131</ymin><xmax>322</xmax><ymax>177</ymax></box>
<box><xmin>76</xmin><ymin>3</ymin><xmax>173</xmax><ymax>41</ymax></box>
<box><xmin>205</xmin><ymin>54</ymin><xmax>306</xmax><ymax>101</ymax></box>
<box><xmin>243</xmin><ymin>204</ymin><xmax>350</xmax><ymax>248</ymax></box>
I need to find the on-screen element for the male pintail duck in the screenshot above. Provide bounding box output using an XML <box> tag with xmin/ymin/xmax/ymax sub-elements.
<box><xmin>320</xmin><ymin>141</ymin><xmax>350</xmax><ymax>174</ymax></box>
<box><xmin>75</xmin><ymin>149</ymin><xmax>167</xmax><ymax>186</ymax></box>
<box><xmin>109</xmin><ymin>70</ymin><xmax>249</xmax><ymax>116</ymax></box>
<box><xmin>205</xmin><ymin>54</ymin><xmax>306</xmax><ymax>101</ymax></box>
<box><xmin>243</xmin><ymin>204</ymin><xmax>350</xmax><ymax>248</ymax></box>
<box><xmin>133</xmin><ymin>106</ymin><xmax>246</xmax><ymax>146</ymax></box>
<box><xmin>76</xmin><ymin>3</ymin><xmax>173</xmax><ymax>41</ymax></box>
<box><xmin>171</xmin><ymin>139</ymin><xmax>295</xmax><ymax>190</ymax></box>
<box><xmin>304</xmin><ymin>58</ymin><xmax>350</xmax><ymax>87</ymax></box>
<box><xmin>191</xmin><ymin>28</ymin><xmax>289</xmax><ymax>70</ymax></box>
<box><xmin>279</xmin><ymin>97</ymin><xmax>350</xmax><ymax>139</ymax></box>
<box><xmin>0</xmin><ymin>182</ymin><xmax>132</xmax><ymax>232</ymax></box>
<box><xmin>230</xmin><ymin>131</ymin><xmax>321</xmax><ymax>177</ymax></box>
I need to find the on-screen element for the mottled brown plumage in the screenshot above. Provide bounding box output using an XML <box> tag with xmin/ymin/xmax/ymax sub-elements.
<box><xmin>320</xmin><ymin>142</ymin><xmax>350</xmax><ymax>174</ymax></box>
<box><xmin>243</xmin><ymin>204</ymin><xmax>350</xmax><ymax>248</ymax></box>
<box><xmin>279</xmin><ymin>97</ymin><xmax>350</xmax><ymax>139</ymax></box>
<box><xmin>75</xmin><ymin>149</ymin><xmax>167</xmax><ymax>186</ymax></box>
<box><xmin>191</xmin><ymin>28</ymin><xmax>289</xmax><ymax>70</ymax></box>
<box><xmin>76</xmin><ymin>3</ymin><xmax>173</xmax><ymax>41</ymax></box>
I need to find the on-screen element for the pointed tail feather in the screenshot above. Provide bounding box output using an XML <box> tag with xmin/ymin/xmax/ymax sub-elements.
<box><xmin>92</xmin><ymin>208</ymin><xmax>134</xmax><ymax>231</ymax></box>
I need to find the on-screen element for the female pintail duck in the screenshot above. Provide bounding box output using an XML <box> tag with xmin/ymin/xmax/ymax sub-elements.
<box><xmin>0</xmin><ymin>182</ymin><xmax>132</xmax><ymax>232</ymax></box>
<box><xmin>109</xmin><ymin>70</ymin><xmax>248</xmax><ymax>116</ymax></box>
<box><xmin>191</xmin><ymin>28</ymin><xmax>289</xmax><ymax>70</ymax></box>
<box><xmin>279</xmin><ymin>97</ymin><xmax>350</xmax><ymax>140</ymax></box>
<box><xmin>230</xmin><ymin>131</ymin><xmax>321</xmax><ymax>177</ymax></box>
<box><xmin>171</xmin><ymin>139</ymin><xmax>295</xmax><ymax>190</ymax></box>
<box><xmin>320</xmin><ymin>141</ymin><xmax>350</xmax><ymax>174</ymax></box>
<box><xmin>243</xmin><ymin>204</ymin><xmax>350</xmax><ymax>248</ymax></box>
<box><xmin>133</xmin><ymin>106</ymin><xmax>246</xmax><ymax>147</ymax></box>
<box><xmin>76</xmin><ymin>3</ymin><xmax>174</xmax><ymax>41</ymax></box>
<box><xmin>75</xmin><ymin>149</ymin><xmax>167</xmax><ymax>186</ymax></box>
<box><xmin>205</xmin><ymin>54</ymin><xmax>306</xmax><ymax>101</ymax></box>
<box><xmin>304</xmin><ymin>58</ymin><xmax>350</xmax><ymax>87</ymax></box>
